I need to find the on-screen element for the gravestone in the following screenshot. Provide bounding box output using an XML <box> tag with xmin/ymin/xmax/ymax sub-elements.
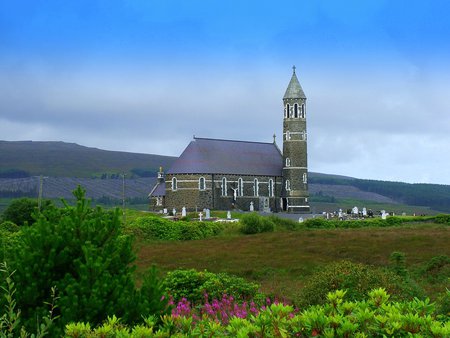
<box><xmin>362</xmin><ymin>207</ymin><xmax>367</xmax><ymax>217</ymax></box>
<box><xmin>227</xmin><ymin>211</ymin><xmax>231</xmax><ymax>219</ymax></box>
<box><xmin>181</xmin><ymin>207</ymin><xmax>186</xmax><ymax>217</ymax></box>
<box><xmin>172</xmin><ymin>208</ymin><xmax>176</xmax><ymax>216</ymax></box>
<box><xmin>250</xmin><ymin>201</ymin><xmax>254</xmax><ymax>212</ymax></box>
<box><xmin>298</xmin><ymin>217</ymin><xmax>304</xmax><ymax>223</ymax></box>
<box><xmin>199</xmin><ymin>212</ymin><xmax>203</xmax><ymax>221</ymax></box>
<box><xmin>205</xmin><ymin>209</ymin><xmax>211</xmax><ymax>219</ymax></box>
<box><xmin>163</xmin><ymin>208</ymin><xmax>168</xmax><ymax>214</ymax></box>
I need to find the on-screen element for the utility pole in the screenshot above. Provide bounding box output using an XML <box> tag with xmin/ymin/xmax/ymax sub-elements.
<box><xmin>38</xmin><ymin>175</ymin><xmax>44</xmax><ymax>211</ymax></box>
<box><xmin>122</xmin><ymin>172</ymin><xmax>126</xmax><ymax>225</ymax></box>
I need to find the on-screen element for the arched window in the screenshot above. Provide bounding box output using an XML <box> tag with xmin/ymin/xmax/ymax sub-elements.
<box><xmin>221</xmin><ymin>177</ymin><xmax>227</xmax><ymax>196</ymax></box>
<box><xmin>253</xmin><ymin>178</ymin><xmax>259</xmax><ymax>197</ymax></box>
<box><xmin>301</xmin><ymin>104</ymin><xmax>305</xmax><ymax>118</ymax></box>
<box><xmin>285</xmin><ymin>131</ymin><xmax>290</xmax><ymax>141</ymax></box>
<box><xmin>294</xmin><ymin>103</ymin><xmax>298</xmax><ymax>118</ymax></box>
<box><xmin>303</xmin><ymin>173</ymin><xmax>307</xmax><ymax>184</ymax></box>
<box><xmin>199</xmin><ymin>177</ymin><xmax>205</xmax><ymax>190</ymax></box>
<box><xmin>286</xmin><ymin>104</ymin><xmax>290</xmax><ymax>118</ymax></box>
<box><xmin>286</xmin><ymin>158</ymin><xmax>291</xmax><ymax>167</ymax></box>
<box><xmin>285</xmin><ymin>180</ymin><xmax>291</xmax><ymax>191</ymax></box>
<box><xmin>238</xmin><ymin>178</ymin><xmax>243</xmax><ymax>196</ymax></box>
<box><xmin>268</xmin><ymin>179</ymin><xmax>274</xmax><ymax>197</ymax></box>
<box><xmin>172</xmin><ymin>177</ymin><xmax>177</xmax><ymax>191</ymax></box>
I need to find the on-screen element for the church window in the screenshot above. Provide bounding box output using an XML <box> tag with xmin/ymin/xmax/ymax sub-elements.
<box><xmin>286</xmin><ymin>158</ymin><xmax>291</xmax><ymax>167</ymax></box>
<box><xmin>238</xmin><ymin>178</ymin><xmax>243</xmax><ymax>196</ymax></box>
<box><xmin>172</xmin><ymin>177</ymin><xmax>177</xmax><ymax>191</ymax></box>
<box><xmin>268</xmin><ymin>179</ymin><xmax>274</xmax><ymax>197</ymax></box>
<box><xmin>156</xmin><ymin>197</ymin><xmax>163</xmax><ymax>206</ymax></box>
<box><xmin>221</xmin><ymin>177</ymin><xmax>227</xmax><ymax>196</ymax></box>
<box><xmin>286</xmin><ymin>104</ymin><xmax>290</xmax><ymax>118</ymax></box>
<box><xmin>253</xmin><ymin>178</ymin><xmax>259</xmax><ymax>197</ymax></box>
<box><xmin>301</xmin><ymin>104</ymin><xmax>305</xmax><ymax>118</ymax></box>
<box><xmin>294</xmin><ymin>103</ymin><xmax>298</xmax><ymax>118</ymax></box>
<box><xmin>199</xmin><ymin>177</ymin><xmax>206</xmax><ymax>190</ymax></box>
<box><xmin>303</xmin><ymin>173</ymin><xmax>307</xmax><ymax>184</ymax></box>
<box><xmin>285</xmin><ymin>180</ymin><xmax>291</xmax><ymax>191</ymax></box>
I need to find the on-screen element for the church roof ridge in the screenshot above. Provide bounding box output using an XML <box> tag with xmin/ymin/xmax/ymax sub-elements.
<box><xmin>283</xmin><ymin>65</ymin><xmax>306</xmax><ymax>99</ymax></box>
<box><xmin>193</xmin><ymin>136</ymin><xmax>274</xmax><ymax>146</ymax></box>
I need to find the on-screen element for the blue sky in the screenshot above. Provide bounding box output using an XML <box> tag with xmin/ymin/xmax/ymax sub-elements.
<box><xmin>1</xmin><ymin>0</ymin><xmax>450</xmax><ymax>184</ymax></box>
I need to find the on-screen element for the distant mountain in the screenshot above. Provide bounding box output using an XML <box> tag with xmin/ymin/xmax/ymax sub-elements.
<box><xmin>0</xmin><ymin>141</ymin><xmax>176</xmax><ymax>178</ymax></box>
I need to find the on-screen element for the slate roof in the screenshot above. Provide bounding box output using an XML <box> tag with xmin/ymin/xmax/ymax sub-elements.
<box><xmin>149</xmin><ymin>182</ymin><xmax>165</xmax><ymax>197</ymax></box>
<box><xmin>283</xmin><ymin>68</ymin><xmax>306</xmax><ymax>99</ymax></box>
<box><xmin>167</xmin><ymin>137</ymin><xmax>283</xmax><ymax>177</ymax></box>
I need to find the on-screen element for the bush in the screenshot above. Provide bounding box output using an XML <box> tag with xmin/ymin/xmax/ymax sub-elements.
<box><xmin>267</xmin><ymin>215</ymin><xmax>302</xmax><ymax>230</ymax></box>
<box><xmin>0</xmin><ymin>221</ymin><xmax>21</xmax><ymax>262</ymax></box>
<box><xmin>296</xmin><ymin>260</ymin><xmax>424</xmax><ymax>307</ymax></box>
<box><xmin>9</xmin><ymin>186</ymin><xmax>166</xmax><ymax>333</ymax></box>
<box><xmin>240</xmin><ymin>213</ymin><xmax>275</xmax><ymax>234</ymax></box>
<box><xmin>1</xmin><ymin>198</ymin><xmax>38</xmax><ymax>226</ymax></box>
<box><xmin>128</xmin><ymin>216</ymin><xmax>224</xmax><ymax>241</ymax></box>
<box><xmin>422</xmin><ymin>255</ymin><xmax>450</xmax><ymax>283</ymax></box>
<box><xmin>433</xmin><ymin>214</ymin><xmax>450</xmax><ymax>225</ymax></box>
<box><xmin>163</xmin><ymin>269</ymin><xmax>260</xmax><ymax>304</ymax></box>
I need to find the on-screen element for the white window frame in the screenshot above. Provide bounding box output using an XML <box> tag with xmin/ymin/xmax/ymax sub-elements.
<box><xmin>285</xmin><ymin>179</ymin><xmax>291</xmax><ymax>191</ymax></box>
<box><xmin>268</xmin><ymin>179</ymin><xmax>274</xmax><ymax>197</ymax></box>
<box><xmin>253</xmin><ymin>178</ymin><xmax>259</xmax><ymax>197</ymax></box>
<box><xmin>199</xmin><ymin>177</ymin><xmax>206</xmax><ymax>190</ymax></box>
<box><xmin>303</xmin><ymin>173</ymin><xmax>307</xmax><ymax>184</ymax></box>
<box><xmin>172</xmin><ymin>177</ymin><xmax>177</xmax><ymax>191</ymax></box>
<box><xmin>286</xmin><ymin>158</ymin><xmax>291</xmax><ymax>167</ymax></box>
<box><xmin>238</xmin><ymin>177</ymin><xmax>243</xmax><ymax>196</ymax></box>
<box><xmin>221</xmin><ymin>177</ymin><xmax>227</xmax><ymax>196</ymax></box>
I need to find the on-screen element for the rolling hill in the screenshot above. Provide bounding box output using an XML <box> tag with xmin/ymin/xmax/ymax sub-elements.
<box><xmin>1</xmin><ymin>140</ymin><xmax>450</xmax><ymax>212</ymax></box>
<box><xmin>0</xmin><ymin>140</ymin><xmax>176</xmax><ymax>178</ymax></box>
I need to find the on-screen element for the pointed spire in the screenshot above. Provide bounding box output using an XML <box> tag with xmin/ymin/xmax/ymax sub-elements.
<box><xmin>283</xmin><ymin>65</ymin><xmax>306</xmax><ymax>99</ymax></box>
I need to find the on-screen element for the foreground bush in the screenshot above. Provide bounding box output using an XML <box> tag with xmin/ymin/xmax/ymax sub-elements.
<box><xmin>7</xmin><ymin>186</ymin><xmax>167</xmax><ymax>335</ymax></box>
<box><xmin>65</xmin><ymin>289</ymin><xmax>450</xmax><ymax>337</ymax></box>
<box><xmin>128</xmin><ymin>216</ymin><xmax>224</xmax><ymax>240</ymax></box>
<box><xmin>296</xmin><ymin>260</ymin><xmax>424</xmax><ymax>307</ymax></box>
<box><xmin>240</xmin><ymin>212</ymin><xmax>275</xmax><ymax>234</ymax></box>
<box><xmin>163</xmin><ymin>269</ymin><xmax>260</xmax><ymax>304</ymax></box>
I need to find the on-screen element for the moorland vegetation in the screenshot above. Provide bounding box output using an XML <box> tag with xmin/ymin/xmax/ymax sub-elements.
<box><xmin>0</xmin><ymin>187</ymin><xmax>449</xmax><ymax>336</ymax></box>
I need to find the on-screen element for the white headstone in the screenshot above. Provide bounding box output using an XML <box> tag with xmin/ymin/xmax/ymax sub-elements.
<box><xmin>199</xmin><ymin>212</ymin><xmax>203</xmax><ymax>221</ymax></box>
<box><xmin>298</xmin><ymin>217</ymin><xmax>304</xmax><ymax>223</ymax></box>
<box><xmin>163</xmin><ymin>208</ymin><xmax>168</xmax><ymax>214</ymax></box>
<box><xmin>172</xmin><ymin>208</ymin><xmax>176</xmax><ymax>216</ymax></box>
<box><xmin>250</xmin><ymin>201</ymin><xmax>254</xmax><ymax>212</ymax></box>
<box><xmin>402</xmin><ymin>212</ymin><xmax>406</xmax><ymax>216</ymax></box>
<box><xmin>338</xmin><ymin>210</ymin><xmax>343</xmax><ymax>218</ymax></box>
<box><xmin>362</xmin><ymin>207</ymin><xmax>367</xmax><ymax>216</ymax></box>
<box><xmin>181</xmin><ymin>207</ymin><xmax>186</xmax><ymax>217</ymax></box>
<box><xmin>381</xmin><ymin>212</ymin><xmax>387</xmax><ymax>220</ymax></box>
<box><xmin>352</xmin><ymin>206</ymin><xmax>358</xmax><ymax>215</ymax></box>
<box><xmin>227</xmin><ymin>211</ymin><xmax>231</xmax><ymax>219</ymax></box>
<box><xmin>205</xmin><ymin>209</ymin><xmax>211</xmax><ymax>219</ymax></box>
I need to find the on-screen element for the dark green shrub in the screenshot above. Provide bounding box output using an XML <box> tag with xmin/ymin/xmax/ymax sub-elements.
<box><xmin>0</xmin><ymin>221</ymin><xmax>21</xmax><ymax>262</ymax></box>
<box><xmin>296</xmin><ymin>260</ymin><xmax>423</xmax><ymax>307</ymax></box>
<box><xmin>389</xmin><ymin>251</ymin><xmax>408</xmax><ymax>277</ymax></box>
<box><xmin>240</xmin><ymin>213</ymin><xmax>275</xmax><ymax>234</ymax></box>
<box><xmin>436</xmin><ymin>288</ymin><xmax>450</xmax><ymax>317</ymax></box>
<box><xmin>422</xmin><ymin>255</ymin><xmax>450</xmax><ymax>283</ymax></box>
<box><xmin>433</xmin><ymin>214</ymin><xmax>450</xmax><ymax>225</ymax></box>
<box><xmin>1</xmin><ymin>198</ymin><xmax>38</xmax><ymax>226</ymax></box>
<box><xmin>267</xmin><ymin>215</ymin><xmax>301</xmax><ymax>230</ymax></box>
<box><xmin>128</xmin><ymin>216</ymin><xmax>224</xmax><ymax>241</ymax></box>
<box><xmin>163</xmin><ymin>269</ymin><xmax>260</xmax><ymax>304</ymax></box>
<box><xmin>10</xmin><ymin>186</ymin><xmax>166</xmax><ymax>333</ymax></box>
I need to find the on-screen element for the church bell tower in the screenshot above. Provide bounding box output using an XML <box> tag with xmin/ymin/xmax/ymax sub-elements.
<box><xmin>282</xmin><ymin>66</ymin><xmax>310</xmax><ymax>212</ymax></box>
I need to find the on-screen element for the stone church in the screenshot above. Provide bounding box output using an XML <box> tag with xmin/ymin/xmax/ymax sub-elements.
<box><xmin>150</xmin><ymin>67</ymin><xmax>310</xmax><ymax>213</ymax></box>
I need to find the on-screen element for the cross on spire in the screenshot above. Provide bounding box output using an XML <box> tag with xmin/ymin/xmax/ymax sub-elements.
<box><xmin>292</xmin><ymin>65</ymin><xmax>296</xmax><ymax>74</ymax></box>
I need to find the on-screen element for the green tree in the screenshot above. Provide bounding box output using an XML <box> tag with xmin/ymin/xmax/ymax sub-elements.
<box><xmin>10</xmin><ymin>186</ymin><xmax>163</xmax><ymax>333</ymax></box>
<box><xmin>1</xmin><ymin>198</ymin><xmax>38</xmax><ymax>226</ymax></box>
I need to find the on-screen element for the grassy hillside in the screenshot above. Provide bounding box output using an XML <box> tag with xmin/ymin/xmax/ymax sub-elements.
<box><xmin>135</xmin><ymin>223</ymin><xmax>450</xmax><ymax>302</ymax></box>
<box><xmin>0</xmin><ymin>140</ymin><xmax>176</xmax><ymax>178</ymax></box>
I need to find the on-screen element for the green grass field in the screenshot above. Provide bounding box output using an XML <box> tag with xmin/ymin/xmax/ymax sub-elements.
<box><xmin>134</xmin><ymin>223</ymin><xmax>450</xmax><ymax>303</ymax></box>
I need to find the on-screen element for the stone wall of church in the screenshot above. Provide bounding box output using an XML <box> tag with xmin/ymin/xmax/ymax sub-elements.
<box><xmin>165</xmin><ymin>173</ymin><xmax>282</xmax><ymax>212</ymax></box>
